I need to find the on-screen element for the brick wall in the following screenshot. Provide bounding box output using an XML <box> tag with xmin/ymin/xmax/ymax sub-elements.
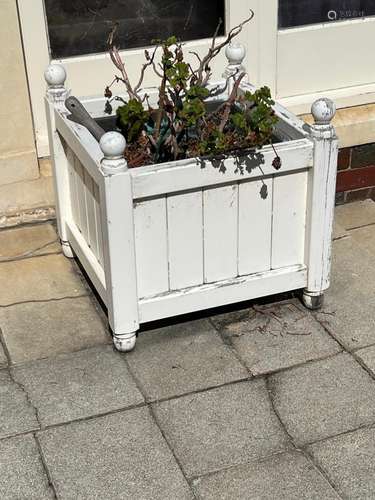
<box><xmin>336</xmin><ymin>143</ymin><xmax>375</xmax><ymax>204</ymax></box>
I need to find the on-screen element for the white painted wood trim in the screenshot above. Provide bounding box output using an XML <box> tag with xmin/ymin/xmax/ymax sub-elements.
<box><xmin>131</xmin><ymin>139</ymin><xmax>312</xmax><ymax>199</ymax></box>
<box><xmin>139</xmin><ymin>264</ymin><xmax>307</xmax><ymax>323</ymax></box>
<box><xmin>44</xmin><ymin>98</ymin><xmax>71</xmax><ymax>244</ymax></box>
<box><xmin>305</xmin><ymin>101</ymin><xmax>338</xmax><ymax>294</ymax></box>
<box><xmin>257</xmin><ymin>0</ymin><xmax>278</xmax><ymax>94</ymax></box>
<box><xmin>100</xmin><ymin>170</ymin><xmax>140</xmax><ymax>335</ymax></box>
<box><xmin>66</xmin><ymin>221</ymin><xmax>107</xmax><ymax>303</ymax></box>
<box><xmin>54</xmin><ymin>111</ymin><xmax>104</xmax><ymax>185</ymax></box>
<box><xmin>276</xmin><ymin>17</ymin><xmax>375</xmax><ymax>102</ymax></box>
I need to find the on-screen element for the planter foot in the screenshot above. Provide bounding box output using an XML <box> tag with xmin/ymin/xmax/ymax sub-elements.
<box><xmin>61</xmin><ymin>241</ymin><xmax>74</xmax><ymax>258</ymax></box>
<box><xmin>113</xmin><ymin>332</ymin><xmax>137</xmax><ymax>353</ymax></box>
<box><xmin>302</xmin><ymin>291</ymin><xmax>324</xmax><ymax>310</ymax></box>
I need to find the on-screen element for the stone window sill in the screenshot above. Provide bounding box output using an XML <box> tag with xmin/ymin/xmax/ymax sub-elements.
<box><xmin>300</xmin><ymin>103</ymin><xmax>375</xmax><ymax>148</ymax></box>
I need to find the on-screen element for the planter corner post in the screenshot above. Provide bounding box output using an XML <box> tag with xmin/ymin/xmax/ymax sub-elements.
<box><xmin>303</xmin><ymin>97</ymin><xmax>338</xmax><ymax>310</ymax></box>
<box><xmin>223</xmin><ymin>43</ymin><xmax>247</xmax><ymax>90</ymax></box>
<box><xmin>44</xmin><ymin>63</ymin><xmax>74</xmax><ymax>258</ymax></box>
<box><xmin>100</xmin><ymin>132</ymin><xmax>139</xmax><ymax>352</ymax></box>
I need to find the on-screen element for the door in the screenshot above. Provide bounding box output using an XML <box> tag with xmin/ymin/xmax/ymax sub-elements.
<box><xmin>18</xmin><ymin>0</ymin><xmax>256</xmax><ymax>156</ymax></box>
<box><xmin>260</xmin><ymin>0</ymin><xmax>375</xmax><ymax>113</ymax></box>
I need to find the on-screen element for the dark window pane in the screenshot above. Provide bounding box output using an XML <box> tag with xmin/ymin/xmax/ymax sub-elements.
<box><xmin>279</xmin><ymin>0</ymin><xmax>375</xmax><ymax>28</ymax></box>
<box><xmin>44</xmin><ymin>0</ymin><xmax>225</xmax><ymax>59</ymax></box>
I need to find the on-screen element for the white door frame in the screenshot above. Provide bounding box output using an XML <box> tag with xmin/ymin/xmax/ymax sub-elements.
<box><xmin>17</xmin><ymin>0</ymin><xmax>258</xmax><ymax>157</ymax></box>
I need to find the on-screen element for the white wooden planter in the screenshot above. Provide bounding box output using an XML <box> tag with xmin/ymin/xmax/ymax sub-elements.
<box><xmin>44</xmin><ymin>50</ymin><xmax>338</xmax><ymax>352</ymax></box>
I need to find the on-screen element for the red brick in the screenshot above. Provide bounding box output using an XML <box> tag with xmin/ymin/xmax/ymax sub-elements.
<box><xmin>337</xmin><ymin>148</ymin><xmax>351</xmax><ymax>171</ymax></box>
<box><xmin>351</xmin><ymin>143</ymin><xmax>375</xmax><ymax>169</ymax></box>
<box><xmin>336</xmin><ymin>165</ymin><xmax>375</xmax><ymax>193</ymax></box>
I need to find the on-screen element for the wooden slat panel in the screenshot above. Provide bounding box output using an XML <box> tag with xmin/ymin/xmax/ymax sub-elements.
<box><xmin>130</xmin><ymin>139</ymin><xmax>313</xmax><ymax>199</ymax></box>
<box><xmin>238</xmin><ymin>178</ymin><xmax>273</xmax><ymax>275</ymax></box>
<box><xmin>203</xmin><ymin>184</ymin><xmax>238</xmax><ymax>283</ymax></box>
<box><xmin>66</xmin><ymin>222</ymin><xmax>107</xmax><ymax>304</ymax></box>
<box><xmin>84</xmin><ymin>171</ymin><xmax>99</xmax><ymax>259</ymax></box>
<box><xmin>139</xmin><ymin>265</ymin><xmax>307</xmax><ymax>323</ymax></box>
<box><xmin>167</xmin><ymin>191</ymin><xmax>203</xmax><ymax>290</ymax></box>
<box><xmin>271</xmin><ymin>171</ymin><xmax>308</xmax><ymax>269</ymax></box>
<box><xmin>134</xmin><ymin>197</ymin><xmax>169</xmax><ymax>298</ymax></box>
<box><xmin>74</xmin><ymin>158</ymin><xmax>88</xmax><ymax>240</ymax></box>
<box><xmin>67</xmin><ymin>148</ymin><xmax>80</xmax><ymax>229</ymax></box>
<box><xmin>93</xmin><ymin>183</ymin><xmax>104</xmax><ymax>265</ymax></box>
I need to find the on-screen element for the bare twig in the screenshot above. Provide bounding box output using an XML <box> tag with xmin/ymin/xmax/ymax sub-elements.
<box><xmin>107</xmin><ymin>25</ymin><xmax>140</xmax><ymax>101</ymax></box>
<box><xmin>219</xmin><ymin>72</ymin><xmax>246</xmax><ymax>132</ymax></box>
<box><xmin>195</xmin><ymin>11</ymin><xmax>254</xmax><ymax>86</ymax></box>
<box><xmin>134</xmin><ymin>47</ymin><xmax>158</xmax><ymax>92</ymax></box>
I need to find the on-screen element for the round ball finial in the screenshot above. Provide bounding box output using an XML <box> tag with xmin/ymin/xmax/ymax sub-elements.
<box><xmin>225</xmin><ymin>43</ymin><xmax>246</xmax><ymax>66</ymax></box>
<box><xmin>44</xmin><ymin>64</ymin><xmax>67</xmax><ymax>87</ymax></box>
<box><xmin>311</xmin><ymin>98</ymin><xmax>336</xmax><ymax>125</ymax></box>
<box><xmin>100</xmin><ymin>131</ymin><xmax>126</xmax><ymax>158</ymax></box>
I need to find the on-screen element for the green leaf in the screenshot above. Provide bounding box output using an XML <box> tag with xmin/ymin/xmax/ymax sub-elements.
<box><xmin>116</xmin><ymin>99</ymin><xmax>148</xmax><ymax>143</ymax></box>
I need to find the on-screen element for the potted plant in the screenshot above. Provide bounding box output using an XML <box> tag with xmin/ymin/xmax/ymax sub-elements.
<box><xmin>44</xmin><ymin>13</ymin><xmax>338</xmax><ymax>352</ymax></box>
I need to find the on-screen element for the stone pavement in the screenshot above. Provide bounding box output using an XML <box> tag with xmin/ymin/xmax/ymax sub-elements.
<box><xmin>0</xmin><ymin>200</ymin><xmax>375</xmax><ymax>499</ymax></box>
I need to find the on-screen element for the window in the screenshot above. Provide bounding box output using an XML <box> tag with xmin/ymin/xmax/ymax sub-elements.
<box><xmin>45</xmin><ymin>0</ymin><xmax>225</xmax><ymax>58</ymax></box>
<box><xmin>279</xmin><ymin>0</ymin><xmax>375</xmax><ymax>28</ymax></box>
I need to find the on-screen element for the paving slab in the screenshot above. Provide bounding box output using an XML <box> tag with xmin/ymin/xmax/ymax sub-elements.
<box><xmin>335</xmin><ymin>199</ymin><xmax>375</xmax><ymax>229</ymax></box>
<box><xmin>0</xmin><ymin>434</ymin><xmax>53</xmax><ymax>499</ymax></box>
<box><xmin>0</xmin><ymin>341</ymin><xmax>7</xmax><ymax>368</ymax></box>
<box><xmin>12</xmin><ymin>345</ymin><xmax>144</xmax><ymax>426</ymax></box>
<box><xmin>0</xmin><ymin>253</ymin><xmax>87</xmax><ymax>306</ymax></box>
<box><xmin>210</xmin><ymin>306</ymin><xmax>254</xmax><ymax>330</ymax></box>
<box><xmin>316</xmin><ymin>234</ymin><xmax>375</xmax><ymax>349</ymax></box>
<box><xmin>355</xmin><ymin>344</ymin><xmax>375</xmax><ymax>375</ymax></box>
<box><xmin>0</xmin><ymin>296</ymin><xmax>110</xmax><ymax>364</ymax></box>
<box><xmin>38</xmin><ymin>407</ymin><xmax>193</xmax><ymax>500</ymax></box>
<box><xmin>350</xmin><ymin>224</ymin><xmax>375</xmax><ymax>255</ymax></box>
<box><xmin>0</xmin><ymin>369</ymin><xmax>39</xmax><ymax>439</ymax></box>
<box><xmin>219</xmin><ymin>300</ymin><xmax>341</xmax><ymax>375</ymax></box>
<box><xmin>333</xmin><ymin>219</ymin><xmax>348</xmax><ymax>240</ymax></box>
<box><xmin>152</xmin><ymin>380</ymin><xmax>291</xmax><ymax>478</ymax></box>
<box><xmin>0</xmin><ymin>222</ymin><xmax>59</xmax><ymax>261</ymax></box>
<box><xmin>193</xmin><ymin>451</ymin><xmax>340</xmax><ymax>500</ymax></box>
<box><xmin>127</xmin><ymin>319</ymin><xmax>248</xmax><ymax>401</ymax></box>
<box><xmin>308</xmin><ymin>426</ymin><xmax>375</xmax><ymax>499</ymax></box>
<box><xmin>269</xmin><ymin>353</ymin><xmax>375</xmax><ymax>446</ymax></box>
